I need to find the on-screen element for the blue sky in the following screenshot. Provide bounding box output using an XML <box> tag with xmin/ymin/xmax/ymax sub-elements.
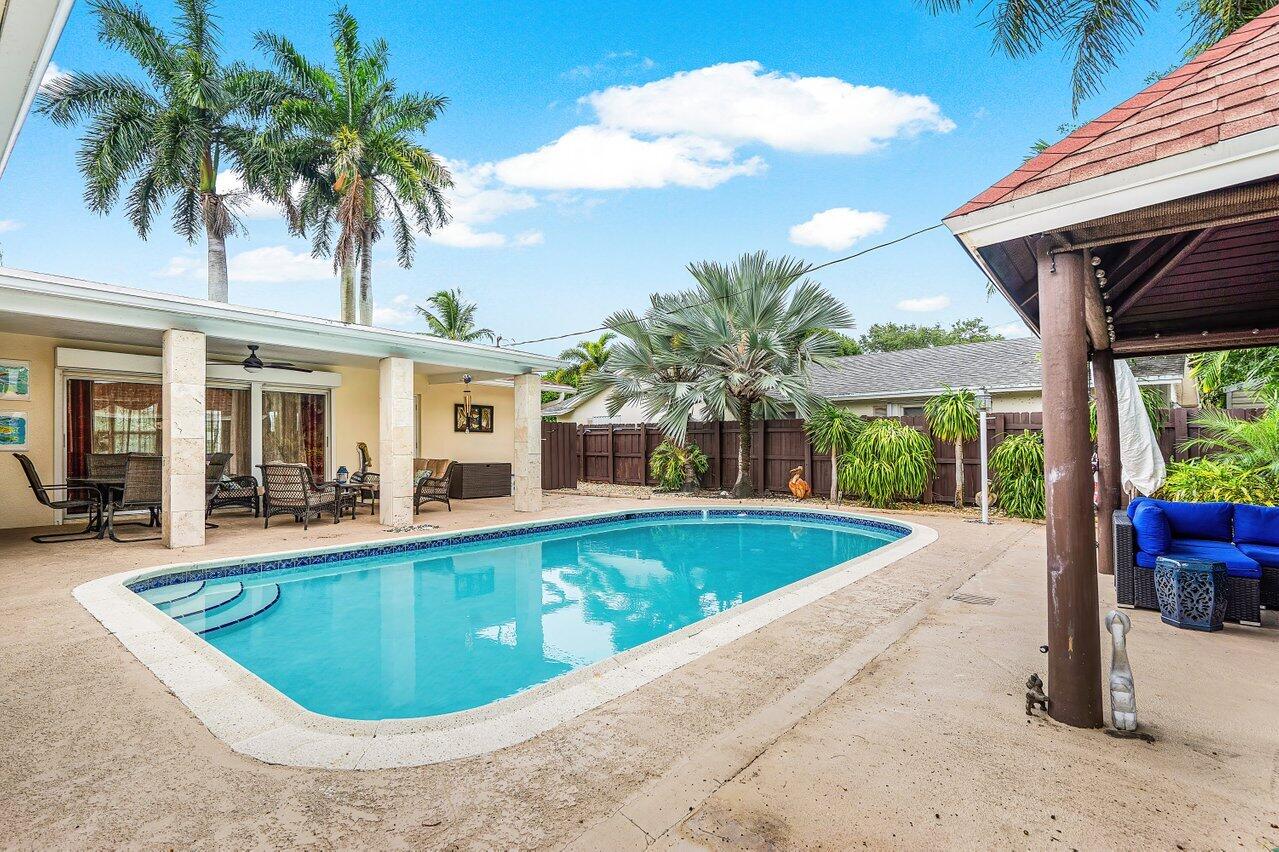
<box><xmin>0</xmin><ymin>0</ymin><xmax>1190</xmax><ymax>355</ymax></box>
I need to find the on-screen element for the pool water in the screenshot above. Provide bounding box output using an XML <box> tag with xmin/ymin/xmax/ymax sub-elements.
<box><xmin>134</xmin><ymin>512</ymin><xmax>903</xmax><ymax>720</ymax></box>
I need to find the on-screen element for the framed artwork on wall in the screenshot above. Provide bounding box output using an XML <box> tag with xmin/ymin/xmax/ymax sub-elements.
<box><xmin>0</xmin><ymin>360</ymin><xmax>31</xmax><ymax>400</ymax></box>
<box><xmin>454</xmin><ymin>403</ymin><xmax>494</xmax><ymax>433</ymax></box>
<box><xmin>0</xmin><ymin>411</ymin><xmax>29</xmax><ymax>451</ymax></box>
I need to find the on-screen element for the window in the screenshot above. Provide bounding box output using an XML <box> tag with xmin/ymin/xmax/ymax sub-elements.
<box><xmin>205</xmin><ymin>387</ymin><xmax>252</xmax><ymax>475</ymax></box>
<box><xmin>902</xmin><ymin>405</ymin><xmax>926</xmax><ymax>417</ymax></box>
<box><xmin>872</xmin><ymin>405</ymin><xmax>888</xmax><ymax>417</ymax></box>
<box><xmin>262</xmin><ymin>389</ymin><xmax>328</xmax><ymax>479</ymax></box>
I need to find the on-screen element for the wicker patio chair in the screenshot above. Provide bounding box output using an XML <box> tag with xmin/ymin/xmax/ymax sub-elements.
<box><xmin>106</xmin><ymin>454</ymin><xmax>163</xmax><ymax>543</ymax></box>
<box><xmin>207</xmin><ymin>472</ymin><xmax>261</xmax><ymax>517</ymax></box>
<box><xmin>205</xmin><ymin>452</ymin><xmax>232</xmax><ymax>482</ymax></box>
<box><xmin>14</xmin><ymin>454</ymin><xmax>103</xmax><ymax>543</ymax></box>
<box><xmin>259</xmin><ymin>463</ymin><xmax>355</xmax><ymax>529</ymax></box>
<box><xmin>414</xmin><ymin>459</ymin><xmax>455</xmax><ymax>513</ymax></box>
<box><xmin>1113</xmin><ymin>510</ymin><xmax>1262</xmax><ymax>625</ymax></box>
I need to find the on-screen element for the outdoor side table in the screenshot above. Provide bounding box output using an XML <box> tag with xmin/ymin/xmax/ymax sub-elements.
<box><xmin>1153</xmin><ymin>556</ymin><xmax>1228</xmax><ymax>631</ymax></box>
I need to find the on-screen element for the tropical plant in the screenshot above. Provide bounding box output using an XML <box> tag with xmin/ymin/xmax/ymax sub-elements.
<box><xmin>1180</xmin><ymin>406</ymin><xmax>1279</xmax><ymax>482</ymax></box>
<box><xmin>925</xmin><ymin>387</ymin><xmax>979</xmax><ymax>509</ymax></box>
<box><xmin>415</xmin><ymin>288</ymin><xmax>493</xmax><ymax>342</ymax></box>
<box><xmin>619</xmin><ymin>252</ymin><xmax>852</xmax><ymax>498</ymax></box>
<box><xmin>1088</xmin><ymin>384</ymin><xmax>1167</xmax><ymax>440</ymax></box>
<box><xmin>556</xmin><ymin>333</ymin><xmax>615</xmax><ymax>387</ymax></box>
<box><xmin>257</xmin><ymin>7</ymin><xmax>451</xmax><ymax>324</ymax></box>
<box><xmin>649</xmin><ymin>440</ymin><xmax>709</xmax><ymax>492</ymax></box>
<box><xmin>838</xmin><ymin>418</ymin><xmax>934</xmax><ymax>508</ymax></box>
<box><xmin>36</xmin><ymin>0</ymin><xmax>284</xmax><ymax>302</ymax></box>
<box><xmin>803</xmin><ymin>404</ymin><xmax>865</xmax><ymax>502</ymax></box>
<box><xmin>989</xmin><ymin>429</ymin><xmax>1046</xmax><ymax>520</ymax></box>
<box><xmin>920</xmin><ymin>0</ymin><xmax>1279</xmax><ymax>114</ymax></box>
<box><xmin>1159</xmin><ymin>458</ymin><xmax>1277</xmax><ymax>505</ymax></box>
<box><xmin>1190</xmin><ymin>348</ymin><xmax>1279</xmax><ymax>406</ymax></box>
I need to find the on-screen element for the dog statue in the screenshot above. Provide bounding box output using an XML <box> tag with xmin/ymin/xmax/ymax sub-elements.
<box><xmin>1025</xmin><ymin>673</ymin><xmax>1049</xmax><ymax>716</ymax></box>
<box><xmin>1106</xmin><ymin>610</ymin><xmax>1137</xmax><ymax>731</ymax></box>
<box><xmin>788</xmin><ymin>466</ymin><xmax>812</xmax><ymax>500</ymax></box>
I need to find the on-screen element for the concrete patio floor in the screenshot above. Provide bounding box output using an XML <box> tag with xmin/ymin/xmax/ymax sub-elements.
<box><xmin>1</xmin><ymin>493</ymin><xmax>1276</xmax><ymax>849</ymax></box>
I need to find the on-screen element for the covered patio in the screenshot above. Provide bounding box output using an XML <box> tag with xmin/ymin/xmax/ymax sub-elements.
<box><xmin>946</xmin><ymin>7</ymin><xmax>1279</xmax><ymax>727</ymax></box>
<box><xmin>0</xmin><ymin>268</ymin><xmax>561</xmax><ymax>549</ymax></box>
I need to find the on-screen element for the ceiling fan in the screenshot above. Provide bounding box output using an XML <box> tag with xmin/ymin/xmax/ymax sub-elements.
<box><xmin>214</xmin><ymin>345</ymin><xmax>313</xmax><ymax>373</ymax></box>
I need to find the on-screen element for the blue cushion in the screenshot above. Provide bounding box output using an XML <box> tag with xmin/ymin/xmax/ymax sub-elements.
<box><xmin>1236</xmin><ymin>541</ymin><xmax>1279</xmax><ymax>568</ymax></box>
<box><xmin>1127</xmin><ymin>497</ymin><xmax>1233</xmax><ymax>541</ymax></box>
<box><xmin>1131</xmin><ymin>503</ymin><xmax>1171</xmax><ymax>555</ymax></box>
<box><xmin>1136</xmin><ymin>538</ymin><xmax>1261</xmax><ymax>579</ymax></box>
<box><xmin>1233</xmin><ymin>504</ymin><xmax>1279</xmax><ymax>546</ymax></box>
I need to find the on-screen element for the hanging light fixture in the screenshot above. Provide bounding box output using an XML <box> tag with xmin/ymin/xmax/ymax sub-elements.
<box><xmin>461</xmin><ymin>374</ymin><xmax>473</xmax><ymax>432</ymax></box>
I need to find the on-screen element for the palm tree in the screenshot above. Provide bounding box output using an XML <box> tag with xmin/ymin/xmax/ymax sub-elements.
<box><xmin>36</xmin><ymin>0</ymin><xmax>282</xmax><ymax>302</ymax></box>
<box><xmin>415</xmin><ymin>288</ymin><xmax>494</xmax><ymax>342</ymax></box>
<box><xmin>920</xmin><ymin>0</ymin><xmax>1279</xmax><ymax>114</ymax></box>
<box><xmin>925</xmin><ymin>387</ymin><xmax>978</xmax><ymax>509</ymax></box>
<box><xmin>257</xmin><ymin>7</ymin><xmax>451</xmax><ymax>324</ymax></box>
<box><xmin>803</xmin><ymin>404</ymin><xmax>864</xmax><ymax>503</ymax></box>
<box><xmin>621</xmin><ymin>251</ymin><xmax>852</xmax><ymax>498</ymax></box>
<box><xmin>557</xmin><ymin>333</ymin><xmax>615</xmax><ymax>386</ymax></box>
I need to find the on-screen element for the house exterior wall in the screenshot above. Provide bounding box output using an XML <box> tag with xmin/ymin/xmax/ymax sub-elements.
<box><xmin>0</xmin><ymin>331</ymin><xmax>516</xmax><ymax>531</ymax></box>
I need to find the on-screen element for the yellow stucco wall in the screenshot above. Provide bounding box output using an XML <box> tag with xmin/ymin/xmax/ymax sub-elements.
<box><xmin>417</xmin><ymin>380</ymin><xmax>516</xmax><ymax>464</ymax></box>
<box><xmin>0</xmin><ymin>332</ymin><xmax>59</xmax><ymax>529</ymax></box>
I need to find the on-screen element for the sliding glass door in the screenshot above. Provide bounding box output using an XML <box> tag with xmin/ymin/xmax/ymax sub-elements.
<box><xmin>205</xmin><ymin>387</ymin><xmax>252</xmax><ymax>475</ymax></box>
<box><xmin>66</xmin><ymin>380</ymin><xmax>162</xmax><ymax>478</ymax></box>
<box><xmin>261</xmin><ymin>389</ymin><xmax>328</xmax><ymax>480</ymax></box>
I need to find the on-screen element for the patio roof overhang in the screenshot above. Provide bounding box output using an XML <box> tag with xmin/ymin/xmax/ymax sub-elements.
<box><xmin>0</xmin><ymin>0</ymin><xmax>73</xmax><ymax>178</ymax></box>
<box><xmin>0</xmin><ymin>266</ymin><xmax>563</xmax><ymax>380</ymax></box>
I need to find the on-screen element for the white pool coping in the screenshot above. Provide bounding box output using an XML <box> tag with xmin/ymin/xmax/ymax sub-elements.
<box><xmin>73</xmin><ymin>506</ymin><xmax>937</xmax><ymax>769</ymax></box>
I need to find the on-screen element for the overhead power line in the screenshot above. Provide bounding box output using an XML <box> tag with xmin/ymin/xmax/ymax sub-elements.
<box><xmin>505</xmin><ymin>221</ymin><xmax>946</xmax><ymax>348</ymax></box>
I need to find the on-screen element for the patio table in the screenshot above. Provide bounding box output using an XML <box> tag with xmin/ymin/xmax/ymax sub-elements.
<box><xmin>327</xmin><ymin>481</ymin><xmax>362</xmax><ymax>523</ymax></box>
<box><xmin>67</xmin><ymin>475</ymin><xmax>123</xmax><ymax>535</ymax></box>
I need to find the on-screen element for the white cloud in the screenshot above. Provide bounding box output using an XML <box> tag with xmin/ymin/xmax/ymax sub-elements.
<box><xmin>564</xmin><ymin>51</ymin><xmax>656</xmax><ymax>80</ymax></box>
<box><xmin>0</xmin><ymin>219</ymin><xmax>22</xmax><ymax>234</ymax></box>
<box><xmin>430</xmin><ymin>222</ymin><xmax>510</xmax><ymax>248</ymax></box>
<box><xmin>493</xmin><ymin>126</ymin><xmax>764</xmax><ymax>190</ymax></box>
<box><xmin>995</xmin><ymin>321</ymin><xmax>1033</xmax><ymax>338</ymax></box>
<box><xmin>153</xmin><ymin>255</ymin><xmax>201</xmax><ymax>279</ymax></box>
<box><xmin>39</xmin><ymin>62</ymin><xmax>69</xmax><ymax>92</ymax></box>
<box><xmin>426</xmin><ymin>159</ymin><xmax>541</xmax><ymax>248</ymax></box>
<box><xmin>788</xmin><ymin>208</ymin><xmax>888</xmax><ymax>251</ymax></box>
<box><xmin>228</xmin><ymin>245</ymin><xmax>330</xmax><ymax>283</ymax></box>
<box><xmin>515</xmin><ymin>229</ymin><xmax>544</xmax><ymax>246</ymax></box>
<box><xmin>372</xmin><ymin>293</ymin><xmax>416</xmax><ymax>327</ymax></box>
<box><xmin>216</xmin><ymin>170</ymin><xmax>283</xmax><ymax>220</ymax></box>
<box><xmin>584</xmin><ymin>61</ymin><xmax>955</xmax><ymax>156</ymax></box>
<box><xmin>896</xmin><ymin>295</ymin><xmax>952</xmax><ymax>312</ymax></box>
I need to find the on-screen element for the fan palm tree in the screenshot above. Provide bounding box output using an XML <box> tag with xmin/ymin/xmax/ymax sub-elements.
<box><xmin>803</xmin><ymin>404</ymin><xmax>864</xmax><ymax>503</ymax></box>
<box><xmin>557</xmin><ymin>333</ymin><xmax>615</xmax><ymax>387</ymax></box>
<box><xmin>619</xmin><ymin>251</ymin><xmax>852</xmax><ymax>498</ymax></box>
<box><xmin>415</xmin><ymin>288</ymin><xmax>494</xmax><ymax>342</ymax></box>
<box><xmin>925</xmin><ymin>387</ymin><xmax>979</xmax><ymax>509</ymax></box>
<box><xmin>257</xmin><ymin>7</ymin><xmax>451</xmax><ymax>324</ymax></box>
<box><xmin>920</xmin><ymin>0</ymin><xmax>1279</xmax><ymax>114</ymax></box>
<box><xmin>36</xmin><ymin>0</ymin><xmax>283</xmax><ymax>302</ymax></box>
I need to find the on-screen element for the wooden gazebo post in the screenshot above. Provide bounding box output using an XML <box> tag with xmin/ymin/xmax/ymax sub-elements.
<box><xmin>1092</xmin><ymin>348</ymin><xmax>1122</xmax><ymax>576</ymax></box>
<box><xmin>1037</xmin><ymin>238</ymin><xmax>1103</xmax><ymax>728</ymax></box>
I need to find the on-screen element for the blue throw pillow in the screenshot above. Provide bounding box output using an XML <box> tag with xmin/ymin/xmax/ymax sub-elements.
<box><xmin>1234</xmin><ymin>503</ymin><xmax>1279</xmax><ymax>545</ymax></box>
<box><xmin>1132</xmin><ymin>503</ymin><xmax>1171</xmax><ymax>556</ymax></box>
<box><xmin>1151</xmin><ymin>499</ymin><xmax>1234</xmax><ymax>541</ymax></box>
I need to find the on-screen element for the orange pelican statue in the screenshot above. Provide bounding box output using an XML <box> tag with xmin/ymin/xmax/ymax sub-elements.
<box><xmin>788</xmin><ymin>465</ymin><xmax>812</xmax><ymax>500</ymax></box>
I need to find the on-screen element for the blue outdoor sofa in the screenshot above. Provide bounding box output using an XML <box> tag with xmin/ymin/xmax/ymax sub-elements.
<box><xmin>1113</xmin><ymin>497</ymin><xmax>1279</xmax><ymax>625</ymax></box>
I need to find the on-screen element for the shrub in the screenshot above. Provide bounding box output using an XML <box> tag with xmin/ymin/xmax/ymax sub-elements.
<box><xmin>1158</xmin><ymin>458</ymin><xmax>1278</xmax><ymax>505</ymax></box>
<box><xmin>803</xmin><ymin>404</ymin><xmax>865</xmax><ymax>502</ymax></box>
<box><xmin>989</xmin><ymin>430</ymin><xmax>1045</xmax><ymax>519</ymax></box>
<box><xmin>649</xmin><ymin>440</ymin><xmax>709</xmax><ymax>491</ymax></box>
<box><xmin>838</xmin><ymin>418</ymin><xmax>933</xmax><ymax>508</ymax></box>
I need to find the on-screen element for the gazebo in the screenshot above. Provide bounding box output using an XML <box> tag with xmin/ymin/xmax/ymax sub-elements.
<box><xmin>944</xmin><ymin>8</ymin><xmax>1279</xmax><ymax>728</ymax></box>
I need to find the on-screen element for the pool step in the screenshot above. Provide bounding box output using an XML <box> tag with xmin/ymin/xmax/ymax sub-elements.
<box><xmin>138</xmin><ymin>580</ymin><xmax>205</xmax><ymax>606</ymax></box>
<box><xmin>160</xmin><ymin>582</ymin><xmax>244</xmax><ymax>620</ymax></box>
<box><xmin>184</xmin><ymin>583</ymin><xmax>281</xmax><ymax>635</ymax></box>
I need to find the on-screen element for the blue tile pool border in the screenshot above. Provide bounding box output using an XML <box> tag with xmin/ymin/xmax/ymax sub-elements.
<box><xmin>127</xmin><ymin>508</ymin><xmax>910</xmax><ymax>594</ymax></box>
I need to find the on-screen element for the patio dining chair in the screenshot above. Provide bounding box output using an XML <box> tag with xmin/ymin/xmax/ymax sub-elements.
<box><xmin>259</xmin><ymin>463</ymin><xmax>355</xmax><ymax>529</ymax></box>
<box><xmin>106</xmin><ymin>454</ymin><xmax>163</xmax><ymax>543</ymax></box>
<box><xmin>85</xmin><ymin>452</ymin><xmax>129</xmax><ymax>480</ymax></box>
<box><xmin>414</xmin><ymin>459</ymin><xmax>455</xmax><ymax>513</ymax></box>
<box><xmin>13</xmin><ymin>454</ymin><xmax>103</xmax><ymax>543</ymax></box>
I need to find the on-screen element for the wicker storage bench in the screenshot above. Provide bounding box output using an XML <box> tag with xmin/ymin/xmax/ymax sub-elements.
<box><xmin>1114</xmin><ymin>510</ymin><xmax>1261</xmax><ymax>625</ymax></box>
<box><xmin>449</xmin><ymin>462</ymin><xmax>511</xmax><ymax>499</ymax></box>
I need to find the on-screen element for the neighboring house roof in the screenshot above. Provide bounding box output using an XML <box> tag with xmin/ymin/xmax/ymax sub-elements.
<box><xmin>809</xmin><ymin>338</ymin><xmax>1184</xmax><ymax>401</ymax></box>
<box><xmin>542</xmin><ymin>389</ymin><xmax>604</xmax><ymax>417</ymax></box>
<box><xmin>949</xmin><ymin>5</ymin><xmax>1279</xmax><ymax>220</ymax></box>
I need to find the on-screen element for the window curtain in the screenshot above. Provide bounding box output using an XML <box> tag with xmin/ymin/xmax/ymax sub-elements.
<box><xmin>205</xmin><ymin>387</ymin><xmax>251</xmax><ymax>475</ymax></box>
<box><xmin>66</xmin><ymin>379</ymin><xmax>94</xmax><ymax>479</ymax></box>
<box><xmin>262</xmin><ymin>390</ymin><xmax>327</xmax><ymax>480</ymax></box>
<box><xmin>301</xmin><ymin>394</ymin><xmax>326</xmax><ymax>480</ymax></box>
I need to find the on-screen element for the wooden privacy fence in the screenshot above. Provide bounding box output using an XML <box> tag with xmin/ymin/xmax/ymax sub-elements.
<box><xmin>547</xmin><ymin>408</ymin><xmax>1259</xmax><ymax>503</ymax></box>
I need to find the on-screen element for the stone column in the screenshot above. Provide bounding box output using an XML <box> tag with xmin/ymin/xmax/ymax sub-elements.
<box><xmin>162</xmin><ymin>329</ymin><xmax>206</xmax><ymax>549</ymax></box>
<box><xmin>379</xmin><ymin>357</ymin><xmax>415</xmax><ymax>527</ymax></box>
<box><xmin>1037</xmin><ymin>239</ymin><xmax>1103</xmax><ymax>729</ymax></box>
<box><xmin>513</xmin><ymin>372</ymin><xmax>542</xmax><ymax>512</ymax></box>
<box><xmin>1093</xmin><ymin>349</ymin><xmax>1122</xmax><ymax>576</ymax></box>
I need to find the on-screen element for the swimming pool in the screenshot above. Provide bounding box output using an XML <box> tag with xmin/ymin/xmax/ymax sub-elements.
<box><xmin>76</xmin><ymin>507</ymin><xmax>933</xmax><ymax>768</ymax></box>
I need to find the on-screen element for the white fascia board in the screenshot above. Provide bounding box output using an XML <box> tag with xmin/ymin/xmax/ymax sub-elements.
<box><xmin>944</xmin><ymin>126</ymin><xmax>1279</xmax><ymax>248</ymax></box>
<box><xmin>0</xmin><ymin>267</ymin><xmax>562</xmax><ymax>374</ymax></box>
<box><xmin>0</xmin><ymin>0</ymin><xmax>74</xmax><ymax>178</ymax></box>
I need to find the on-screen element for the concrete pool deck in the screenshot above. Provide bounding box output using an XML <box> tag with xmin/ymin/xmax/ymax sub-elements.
<box><xmin>2</xmin><ymin>493</ymin><xmax>1277</xmax><ymax>848</ymax></box>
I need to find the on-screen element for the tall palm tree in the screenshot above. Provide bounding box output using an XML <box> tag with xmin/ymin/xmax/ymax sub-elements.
<box><xmin>257</xmin><ymin>7</ymin><xmax>451</xmax><ymax>324</ymax></box>
<box><xmin>557</xmin><ymin>333</ymin><xmax>615</xmax><ymax>386</ymax></box>
<box><xmin>415</xmin><ymin>288</ymin><xmax>494</xmax><ymax>342</ymax></box>
<box><xmin>36</xmin><ymin>0</ymin><xmax>281</xmax><ymax>302</ymax></box>
<box><xmin>920</xmin><ymin>0</ymin><xmax>1279</xmax><ymax>114</ymax></box>
<box><xmin>612</xmin><ymin>251</ymin><xmax>852</xmax><ymax>498</ymax></box>
<box><xmin>924</xmin><ymin>387</ymin><xmax>979</xmax><ymax>509</ymax></box>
